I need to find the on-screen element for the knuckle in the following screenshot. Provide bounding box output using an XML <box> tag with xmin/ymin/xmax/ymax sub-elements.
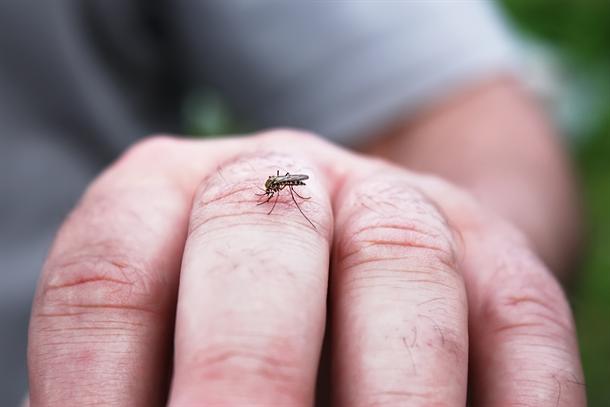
<box><xmin>337</xmin><ymin>180</ymin><xmax>458</xmax><ymax>275</ymax></box>
<box><xmin>342</xmin><ymin>220</ymin><xmax>455</xmax><ymax>271</ymax></box>
<box><xmin>188</xmin><ymin>340</ymin><xmax>307</xmax><ymax>403</ymax></box>
<box><xmin>37</xmin><ymin>251</ymin><xmax>167</xmax><ymax>320</ymax></box>
<box><xmin>481</xmin><ymin>249</ymin><xmax>575</xmax><ymax>338</ymax></box>
<box><xmin>188</xmin><ymin>152</ymin><xmax>329</xmax><ymax>237</ymax></box>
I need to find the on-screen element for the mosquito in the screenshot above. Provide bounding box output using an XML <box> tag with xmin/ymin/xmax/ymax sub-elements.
<box><xmin>256</xmin><ymin>170</ymin><xmax>316</xmax><ymax>229</ymax></box>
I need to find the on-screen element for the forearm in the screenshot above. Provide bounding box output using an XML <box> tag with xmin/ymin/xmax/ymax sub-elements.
<box><xmin>361</xmin><ymin>77</ymin><xmax>583</xmax><ymax>279</ymax></box>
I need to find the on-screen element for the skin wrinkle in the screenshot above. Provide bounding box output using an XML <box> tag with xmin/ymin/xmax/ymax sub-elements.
<box><xmin>185</xmin><ymin>341</ymin><xmax>309</xmax><ymax>405</ymax></box>
<box><xmin>335</xmin><ymin>180</ymin><xmax>457</xmax><ymax>272</ymax></box>
<box><xmin>43</xmin><ymin>275</ymin><xmax>131</xmax><ymax>291</ymax></box>
<box><xmin>339</xmin><ymin>242</ymin><xmax>457</xmax><ymax>277</ymax></box>
<box><xmin>39</xmin><ymin>325</ymin><xmax>146</xmax><ymax>334</ymax></box>
<box><xmin>491</xmin><ymin>321</ymin><xmax>553</xmax><ymax>335</ymax></box>
<box><xmin>480</xmin><ymin>280</ymin><xmax>574</xmax><ymax>339</ymax></box>
<box><xmin>34</xmin><ymin>245</ymin><xmax>178</xmax><ymax>372</ymax></box>
<box><xmin>492</xmin><ymin>313</ymin><xmax>574</xmax><ymax>339</ymax></box>
<box><xmin>44</xmin><ymin>233</ymin><xmax>177</xmax><ymax>304</ymax></box>
<box><xmin>504</xmin><ymin>296</ymin><xmax>574</xmax><ymax>333</ymax></box>
<box><xmin>190</xmin><ymin>346</ymin><xmax>299</xmax><ymax>382</ymax></box>
<box><xmin>38</xmin><ymin>303</ymin><xmax>159</xmax><ymax>316</ymax></box>
<box><xmin>341</xmin><ymin>275</ymin><xmax>458</xmax><ymax>296</ymax></box>
<box><xmin>343</xmin><ymin>266</ymin><xmax>453</xmax><ymax>277</ymax></box>
<box><xmin>338</xmin><ymin>215</ymin><xmax>454</xmax><ymax>255</ymax></box>
<box><xmin>34</xmin><ymin>311</ymin><xmax>90</xmax><ymax>318</ymax></box>
<box><xmin>340</xmin><ymin>230</ymin><xmax>451</xmax><ymax>259</ymax></box>
<box><xmin>39</xmin><ymin>261</ymin><xmax>166</xmax><ymax>318</ymax></box>
<box><xmin>37</xmin><ymin>318</ymin><xmax>147</xmax><ymax>330</ymax></box>
<box><xmin>338</xmin><ymin>175</ymin><xmax>454</xmax><ymax>250</ymax></box>
<box><xmin>39</xmin><ymin>338</ymin><xmax>143</xmax><ymax>348</ymax></box>
<box><xmin>474</xmin><ymin>242</ymin><xmax>574</xmax><ymax>329</ymax></box>
<box><xmin>354</xmin><ymin>239</ymin><xmax>458</xmax><ymax>272</ymax></box>
<box><xmin>350</xmin><ymin>221</ymin><xmax>448</xmax><ymax>241</ymax></box>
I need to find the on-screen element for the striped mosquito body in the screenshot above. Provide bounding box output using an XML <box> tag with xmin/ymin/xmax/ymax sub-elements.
<box><xmin>256</xmin><ymin>170</ymin><xmax>316</xmax><ymax>229</ymax></box>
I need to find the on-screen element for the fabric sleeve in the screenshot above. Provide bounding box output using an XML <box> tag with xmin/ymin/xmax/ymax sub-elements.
<box><xmin>168</xmin><ymin>0</ymin><xmax>522</xmax><ymax>145</ymax></box>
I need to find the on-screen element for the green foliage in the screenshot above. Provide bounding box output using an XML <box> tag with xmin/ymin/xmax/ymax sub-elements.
<box><xmin>503</xmin><ymin>0</ymin><xmax>610</xmax><ymax>65</ymax></box>
<box><xmin>184</xmin><ymin>89</ymin><xmax>253</xmax><ymax>137</ymax></box>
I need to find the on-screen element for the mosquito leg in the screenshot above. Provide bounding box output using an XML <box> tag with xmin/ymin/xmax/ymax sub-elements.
<box><xmin>289</xmin><ymin>186</ymin><xmax>316</xmax><ymax>229</ymax></box>
<box><xmin>268</xmin><ymin>190</ymin><xmax>280</xmax><ymax>215</ymax></box>
<box><xmin>292</xmin><ymin>188</ymin><xmax>311</xmax><ymax>200</ymax></box>
<box><xmin>257</xmin><ymin>192</ymin><xmax>274</xmax><ymax>205</ymax></box>
<box><xmin>255</xmin><ymin>186</ymin><xmax>267</xmax><ymax>197</ymax></box>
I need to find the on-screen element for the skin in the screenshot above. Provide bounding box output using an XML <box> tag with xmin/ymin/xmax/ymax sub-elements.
<box><xmin>26</xmin><ymin>125</ymin><xmax>585</xmax><ymax>405</ymax></box>
<box><xmin>363</xmin><ymin>77</ymin><xmax>583</xmax><ymax>279</ymax></box>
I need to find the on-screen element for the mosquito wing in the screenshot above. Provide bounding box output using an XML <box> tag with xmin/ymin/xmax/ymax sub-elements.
<box><xmin>277</xmin><ymin>174</ymin><xmax>309</xmax><ymax>183</ymax></box>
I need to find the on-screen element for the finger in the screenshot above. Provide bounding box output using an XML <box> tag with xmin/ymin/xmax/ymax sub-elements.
<box><xmin>28</xmin><ymin>137</ymin><xmax>229</xmax><ymax>406</ymax></box>
<box><xmin>412</xmin><ymin>178</ymin><xmax>586</xmax><ymax>406</ymax></box>
<box><xmin>463</xmin><ymin>228</ymin><xmax>586</xmax><ymax>406</ymax></box>
<box><xmin>169</xmin><ymin>153</ymin><xmax>333</xmax><ymax>405</ymax></box>
<box><xmin>331</xmin><ymin>171</ymin><xmax>469</xmax><ymax>406</ymax></box>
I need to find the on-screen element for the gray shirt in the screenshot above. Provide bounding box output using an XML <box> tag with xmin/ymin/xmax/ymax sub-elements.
<box><xmin>0</xmin><ymin>1</ymin><xmax>518</xmax><ymax>404</ymax></box>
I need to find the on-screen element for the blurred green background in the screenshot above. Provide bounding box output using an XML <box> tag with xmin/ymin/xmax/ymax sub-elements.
<box><xmin>501</xmin><ymin>1</ymin><xmax>610</xmax><ymax>405</ymax></box>
<box><xmin>190</xmin><ymin>1</ymin><xmax>610</xmax><ymax>404</ymax></box>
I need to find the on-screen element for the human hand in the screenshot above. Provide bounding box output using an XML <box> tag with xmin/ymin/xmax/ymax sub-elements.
<box><xmin>27</xmin><ymin>130</ymin><xmax>585</xmax><ymax>406</ymax></box>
